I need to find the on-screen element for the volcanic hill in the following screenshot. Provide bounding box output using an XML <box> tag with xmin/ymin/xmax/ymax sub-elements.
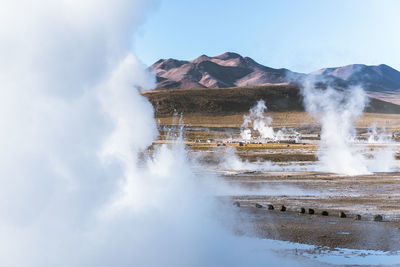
<box><xmin>148</xmin><ymin>52</ymin><xmax>400</xmax><ymax>94</ymax></box>
<box><xmin>144</xmin><ymin>52</ymin><xmax>400</xmax><ymax>115</ymax></box>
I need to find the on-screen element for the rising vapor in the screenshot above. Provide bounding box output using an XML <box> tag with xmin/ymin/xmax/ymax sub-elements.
<box><xmin>0</xmin><ymin>1</ymin><xmax>312</xmax><ymax>266</ymax></box>
<box><xmin>301</xmin><ymin>79</ymin><xmax>397</xmax><ymax>175</ymax></box>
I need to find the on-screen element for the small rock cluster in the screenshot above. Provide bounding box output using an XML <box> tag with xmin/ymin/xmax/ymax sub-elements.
<box><xmin>233</xmin><ymin>202</ymin><xmax>384</xmax><ymax>222</ymax></box>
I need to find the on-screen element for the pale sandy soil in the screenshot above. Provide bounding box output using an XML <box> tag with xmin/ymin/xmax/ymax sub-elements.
<box><xmin>156</xmin><ymin>112</ymin><xmax>400</xmax><ymax>130</ymax></box>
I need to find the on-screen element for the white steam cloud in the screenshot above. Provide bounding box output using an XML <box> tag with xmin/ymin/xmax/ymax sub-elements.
<box><xmin>240</xmin><ymin>100</ymin><xmax>299</xmax><ymax>142</ymax></box>
<box><xmin>0</xmin><ymin>1</ymin><xmax>313</xmax><ymax>266</ymax></box>
<box><xmin>231</xmin><ymin>81</ymin><xmax>398</xmax><ymax>176</ymax></box>
<box><xmin>301</xmin><ymin>80</ymin><xmax>397</xmax><ymax>175</ymax></box>
<box><xmin>366</xmin><ymin>122</ymin><xmax>392</xmax><ymax>144</ymax></box>
<box><xmin>216</xmin><ymin>147</ymin><xmax>311</xmax><ymax>173</ymax></box>
<box><xmin>241</xmin><ymin>100</ymin><xmax>275</xmax><ymax>140</ymax></box>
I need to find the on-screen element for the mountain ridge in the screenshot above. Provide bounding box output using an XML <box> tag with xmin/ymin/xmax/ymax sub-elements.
<box><xmin>149</xmin><ymin>52</ymin><xmax>296</xmax><ymax>89</ymax></box>
<box><xmin>147</xmin><ymin>52</ymin><xmax>400</xmax><ymax>104</ymax></box>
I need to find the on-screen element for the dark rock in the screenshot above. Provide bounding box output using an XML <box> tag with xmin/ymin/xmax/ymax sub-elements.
<box><xmin>308</xmin><ymin>208</ymin><xmax>315</xmax><ymax>214</ymax></box>
<box><xmin>267</xmin><ymin>204</ymin><xmax>274</xmax><ymax>210</ymax></box>
<box><xmin>255</xmin><ymin>203</ymin><xmax>263</xmax><ymax>208</ymax></box>
<box><xmin>279</xmin><ymin>205</ymin><xmax>286</xmax><ymax>212</ymax></box>
<box><xmin>321</xmin><ymin>211</ymin><xmax>329</xmax><ymax>216</ymax></box>
<box><xmin>374</xmin><ymin>214</ymin><xmax>383</xmax><ymax>221</ymax></box>
<box><xmin>339</xmin><ymin>211</ymin><xmax>346</xmax><ymax>218</ymax></box>
<box><xmin>354</xmin><ymin>214</ymin><xmax>361</xmax><ymax>220</ymax></box>
<box><xmin>299</xmin><ymin>207</ymin><xmax>305</xmax><ymax>214</ymax></box>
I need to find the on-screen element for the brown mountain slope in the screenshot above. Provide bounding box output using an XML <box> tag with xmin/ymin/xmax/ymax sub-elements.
<box><xmin>142</xmin><ymin>84</ymin><xmax>400</xmax><ymax>116</ymax></box>
<box><xmin>148</xmin><ymin>52</ymin><xmax>297</xmax><ymax>90</ymax></box>
<box><xmin>148</xmin><ymin>52</ymin><xmax>400</xmax><ymax>105</ymax></box>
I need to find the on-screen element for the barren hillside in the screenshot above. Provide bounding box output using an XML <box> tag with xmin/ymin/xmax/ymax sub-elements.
<box><xmin>142</xmin><ymin>84</ymin><xmax>400</xmax><ymax>116</ymax></box>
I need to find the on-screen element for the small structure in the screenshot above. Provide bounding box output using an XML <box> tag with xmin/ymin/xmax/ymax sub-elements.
<box><xmin>279</xmin><ymin>205</ymin><xmax>286</xmax><ymax>212</ymax></box>
<box><xmin>255</xmin><ymin>203</ymin><xmax>263</xmax><ymax>208</ymax></box>
<box><xmin>299</xmin><ymin>207</ymin><xmax>306</xmax><ymax>214</ymax></box>
<box><xmin>321</xmin><ymin>211</ymin><xmax>329</xmax><ymax>216</ymax></box>
<box><xmin>339</xmin><ymin>211</ymin><xmax>346</xmax><ymax>218</ymax></box>
<box><xmin>308</xmin><ymin>208</ymin><xmax>315</xmax><ymax>214</ymax></box>
<box><xmin>354</xmin><ymin>214</ymin><xmax>361</xmax><ymax>220</ymax></box>
<box><xmin>267</xmin><ymin>204</ymin><xmax>274</xmax><ymax>210</ymax></box>
<box><xmin>233</xmin><ymin>201</ymin><xmax>240</xmax><ymax>207</ymax></box>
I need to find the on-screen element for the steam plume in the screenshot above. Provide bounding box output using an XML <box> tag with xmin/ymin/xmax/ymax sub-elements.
<box><xmin>0</xmin><ymin>1</ymin><xmax>312</xmax><ymax>266</ymax></box>
<box><xmin>301</xmin><ymin>80</ymin><xmax>397</xmax><ymax>175</ymax></box>
<box><xmin>241</xmin><ymin>100</ymin><xmax>275</xmax><ymax>140</ymax></box>
<box><xmin>240</xmin><ymin>100</ymin><xmax>299</xmax><ymax>142</ymax></box>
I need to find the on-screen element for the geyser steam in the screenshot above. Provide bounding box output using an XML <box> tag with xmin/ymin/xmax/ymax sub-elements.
<box><xmin>0</xmin><ymin>1</ymin><xmax>310</xmax><ymax>266</ymax></box>
<box><xmin>367</xmin><ymin>122</ymin><xmax>392</xmax><ymax>144</ymax></box>
<box><xmin>240</xmin><ymin>100</ymin><xmax>300</xmax><ymax>142</ymax></box>
<box><xmin>301</xmin><ymin>80</ymin><xmax>397</xmax><ymax>175</ymax></box>
<box><xmin>241</xmin><ymin>100</ymin><xmax>275</xmax><ymax>140</ymax></box>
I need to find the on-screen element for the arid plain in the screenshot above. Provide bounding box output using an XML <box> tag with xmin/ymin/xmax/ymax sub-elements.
<box><xmin>152</xmin><ymin>111</ymin><xmax>400</xmax><ymax>252</ymax></box>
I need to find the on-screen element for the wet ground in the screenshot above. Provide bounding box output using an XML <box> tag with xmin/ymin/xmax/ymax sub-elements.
<box><xmin>225</xmin><ymin>171</ymin><xmax>400</xmax><ymax>222</ymax></box>
<box><xmin>220</xmin><ymin>169</ymin><xmax>400</xmax><ymax>252</ymax></box>
<box><xmin>154</xmin><ymin>113</ymin><xmax>400</xmax><ymax>261</ymax></box>
<box><xmin>234</xmin><ymin>205</ymin><xmax>400</xmax><ymax>251</ymax></box>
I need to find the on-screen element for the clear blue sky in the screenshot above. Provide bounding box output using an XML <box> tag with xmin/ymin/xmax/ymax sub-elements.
<box><xmin>133</xmin><ymin>0</ymin><xmax>400</xmax><ymax>73</ymax></box>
